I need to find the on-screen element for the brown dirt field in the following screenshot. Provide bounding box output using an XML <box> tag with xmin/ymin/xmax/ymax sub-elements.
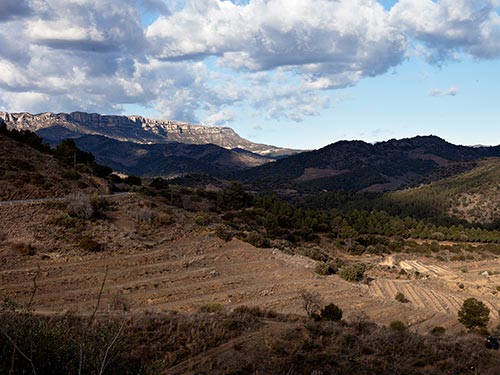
<box><xmin>1</xmin><ymin>194</ymin><xmax>500</xmax><ymax>334</ymax></box>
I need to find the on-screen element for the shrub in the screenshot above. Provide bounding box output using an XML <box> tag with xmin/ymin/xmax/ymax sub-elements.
<box><xmin>62</xmin><ymin>169</ymin><xmax>81</xmax><ymax>180</ymax></box>
<box><xmin>232</xmin><ymin>305</ymin><xmax>265</xmax><ymax>317</ymax></box>
<box><xmin>301</xmin><ymin>247</ymin><xmax>328</xmax><ymax>262</ymax></box>
<box><xmin>134</xmin><ymin>207</ymin><xmax>154</xmax><ymax>224</ymax></box>
<box><xmin>389</xmin><ymin>320</ymin><xmax>407</xmax><ymax>332</ymax></box>
<box><xmin>314</xmin><ymin>260</ymin><xmax>342</xmax><ymax>275</ymax></box>
<box><xmin>65</xmin><ymin>192</ymin><xmax>94</xmax><ymax>219</ymax></box>
<box><xmin>458</xmin><ymin>298</ymin><xmax>490</xmax><ymax>330</ymax></box>
<box><xmin>430</xmin><ymin>326</ymin><xmax>446</xmax><ymax>336</ymax></box>
<box><xmin>195</xmin><ymin>213</ymin><xmax>209</xmax><ymax>226</ymax></box>
<box><xmin>13</xmin><ymin>242</ymin><xmax>36</xmax><ymax>256</ymax></box>
<box><xmin>245</xmin><ymin>231</ymin><xmax>270</xmax><ymax>248</ymax></box>
<box><xmin>155</xmin><ymin>212</ymin><xmax>172</xmax><ymax>225</ymax></box>
<box><xmin>395</xmin><ymin>292</ymin><xmax>409</xmax><ymax>303</ymax></box>
<box><xmin>315</xmin><ymin>262</ymin><xmax>331</xmax><ymax>275</ymax></box>
<box><xmin>214</xmin><ymin>225</ymin><xmax>233</xmax><ymax>242</ymax></box>
<box><xmin>338</xmin><ymin>263</ymin><xmax>366</xmax><ymax>282</ymax></box>
<box><xmin>79</xmin><ymin>236</ymin><xmax>104</xmax><ymax>252</ymax></box>
<box><xmin>90</xmin><ymin>194</ymin><xmax>109</xmax><ymax>212</ymax></box>
<box><xmin>199</xmin><ymin>303</ymin><xmax>224</xmax><ymax>313</ymax></box>
<box><xmin>320</xmin><ymin>303</ymin><xmax>343</xmax><ymax>321</ymax></box>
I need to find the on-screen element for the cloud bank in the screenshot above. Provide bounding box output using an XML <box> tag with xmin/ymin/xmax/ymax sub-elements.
<box><xmin>0</xmin><ymin>0</ymin><xmax>499</xmax><ymax>124</ymax></box>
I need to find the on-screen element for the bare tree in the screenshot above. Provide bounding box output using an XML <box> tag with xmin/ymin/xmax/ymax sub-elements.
<box><xmin>1</xmin><ymin>267</ymin><xmax>40</xmax><ymax>375</ymax></box>
<box><xmin>299</xmin><ymin>290</ymin><xmax>322</xmax><ymax>318</ymax></box>
<box><xmin>78</xmin><ymin>266</ymin><xmax>108</xmax><ymax>375</ymax></box>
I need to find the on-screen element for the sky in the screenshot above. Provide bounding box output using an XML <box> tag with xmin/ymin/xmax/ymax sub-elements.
<box><xmin>1</xmin><ymin>0</ymin><xmax>500</xmax><ymax>149</ymax></box>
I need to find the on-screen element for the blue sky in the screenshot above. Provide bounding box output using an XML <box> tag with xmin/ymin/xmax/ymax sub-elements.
<box><xmin>1</xmin><ymin>0</ymin><xmax>500</xmax><ymax>149</ymax></box>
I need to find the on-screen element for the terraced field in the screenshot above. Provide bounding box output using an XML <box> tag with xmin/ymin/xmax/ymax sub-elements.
<box><xmin>1</xmin><ymin>195</ymin><xmax>500</xmax><ymax>333</ymax></box>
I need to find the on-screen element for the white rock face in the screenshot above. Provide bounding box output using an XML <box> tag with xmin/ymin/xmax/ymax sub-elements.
<box><xmin>0</xmin><ymin>111</ymin><xmax>295</xmax><ymax>157</ymax></box>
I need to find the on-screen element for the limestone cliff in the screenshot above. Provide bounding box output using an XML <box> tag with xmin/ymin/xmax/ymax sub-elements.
<box><xmin>0</xmin><ymin>111</ymin><xmax>296</xmax><ymax>157</ymax></box>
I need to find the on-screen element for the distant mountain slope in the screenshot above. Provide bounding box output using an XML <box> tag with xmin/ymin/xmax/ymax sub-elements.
<box><xmin>0</xmin><ymin>111</ymin><xmax>298</xmax><ymax>158</ymax></box>
<box><xmin>232</xmin><ymin>136</ymin><xmax>500</xmax><ymax>192</ymax></box>
<box><xmin>72</xmin><ymin>135</ymin><xmax>271</xmax><ymax>177</ymax></box>
<box><xmin>387</xmin><ymin>158</ymin><xmax>500</xmax><ymax>225</ymax></box>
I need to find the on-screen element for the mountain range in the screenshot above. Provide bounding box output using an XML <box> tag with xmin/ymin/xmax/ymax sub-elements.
<box><xmin>71</xmin><ymin>134</ymin><xmax>271</xmax><ymax>177</ymax></box>
<box><xmin>0</xmin><ymin>111</ymin><xmax>296</xmax><ymax>158</ymax></box>
<box><xmin>230</xmin><ymin>135</ymin><xmax>500</xmax><ymax>192</ymax></box>
<box><xmin>3</xmin><ymin>111</ymin><xmax>500</xmax><ymax>194</ymax></box>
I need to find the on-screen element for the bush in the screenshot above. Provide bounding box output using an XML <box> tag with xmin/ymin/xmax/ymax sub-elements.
<box><xmin>395</xmin><ymin>292</ymin><xmax>409</xmax><ymax>303</ymax></box>
<box><xmin>320</xmin><ymin>303</ymin><xmax>343</xmax><ymax>321</ymax></box>
<box><xmin>430</xmin><ymin>326</ymin><xmax>446</xmax><ymax>336</ymax></box>
<box><xmin>297</xmin><ymin>247</ymin><xmax>327</xmax><ymax>262</ymax></box>
<box><xmin>195</xmin><ymin>213</ymin><xmax>209</xmax><ymax>226</ymax></box>
<box><xmin>134</xmin><ymin>207</ymin><xmax>154</xmax><ymax>224</ymax></box>
<box><xmin>245</xmin><ymin>231</ymin><xmax>270</xmax><ymax>248</ymax></box>
<box><xmin>315</xmin><ymin>262</ymin><xmax>332</xmax><ymax>276</ymax></box>
<box><xmin>62</xmin><ymin>169</ymin><xmax>81</xmax><ymax>180</ymax></box>
<box><xmin>389</xmin><ymin>320</ymin><xmax>407</xmax><ymax>332</ymax></box>
<box><xmin>79</xmin><ymin>236</ymin><xmax>104</xmax><ymax>252</ymax></box>
<box><xmin>65</xmin><ymin>192</ymin><xmax>93</xmax><ymax>219</ymax></box>
<box><xmin>338</xmin><ymin>263</ymin><xmax>366</xmax><ymax>282</ymax></box>
<box><xmin>90</xmin><ymin>194</ymin><xmax>109</xmax><ymax>212</ymax></box>
<box><xmin>232</xmin><ymin>305</ymin><xmax>265</xmax><ymax>317</ymax></box>
<box><xmin>199</xmin><ymin>303</ymin><xmax>224</xmax><ymax>313</ymax></box>
<box><xmin>214</xmin><ymin>225</ymin><xmax>233</xmax><ymax>242</ymax></box>
<box><xmin>155</xmin><ymin>212</ymin><xmax>172</xmax><ymax>225</ymax></box>
<box><xmin>13</xmin><ymin>242</ymin><xmax>36</xmax><ymax>256</ymax></box>
<box><xmin>458</xmin><ymin>298</ymin><xmax>490</xmax><ymax>330</ymax></box>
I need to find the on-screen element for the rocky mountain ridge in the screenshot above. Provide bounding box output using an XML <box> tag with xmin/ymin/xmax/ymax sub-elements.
<box><xmin>0</xmin><ymin>111</ymin><xmax>296</xmax><ymax>157</ymax></box>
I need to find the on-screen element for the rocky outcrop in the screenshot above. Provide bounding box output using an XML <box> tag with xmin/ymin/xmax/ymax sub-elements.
<box><xmin>0</xmin><ymin>111</ymin><xmax>297</xmax><ymax>157</ymax></box>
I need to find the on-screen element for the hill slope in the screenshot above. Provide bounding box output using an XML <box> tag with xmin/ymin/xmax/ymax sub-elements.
<box><xmin>72</xmin><ymin>134</ymin><xmax>272</xmax><ymax>177</ymax></box>
<box><xmin>233</xmin><ymin>136</ymin><xmax>500</xmax><ymax>192</ymax></box>
<box><xmin>0</xmin><ymin>111</ymin><xmax>297</xmax><ymax>158</ymax></box>
<box><xmin>387</xmin><ymin>158</ymin><xmax>500</xmax><ymax>225</ymax></box>
<box><xmin>0</xmin><ymin>132</ymin><xmax>109</xmax><ymax>200</ymax></box>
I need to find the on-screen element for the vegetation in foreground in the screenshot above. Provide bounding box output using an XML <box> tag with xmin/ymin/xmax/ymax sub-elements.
<box><xmin>2</xmin><ymin>302</ymin><xmax>500</xmax><ymax>375</ymax></box>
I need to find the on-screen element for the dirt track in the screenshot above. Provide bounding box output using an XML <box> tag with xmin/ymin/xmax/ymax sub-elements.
<box><xmin>1</xmin><ymin>195</ymin><xmax>500</xmax><ymax>333</ymax></box>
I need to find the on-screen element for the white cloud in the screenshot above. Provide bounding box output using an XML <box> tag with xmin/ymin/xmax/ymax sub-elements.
<box><xmin>203</xmin><ymin>110</ymin><xmax>235</xmax><ymax>126</ymax></box>
<box><xmin>429</xmin><ymin>86</ymin><xmax>459</xmax><ymax>97</ymax></box>
<box><xmin>147</xmin><ymin>0</ymin><xmax>407</xmax><ymax>90</ymax></box>
<box><xmin>391</xmin><ymin>0</ymin><xmax>500</xmax><ymax>61</ymax></box>
<box><xmin>0</xmin><ymin>0</ymin><xmax>499</xmax><ymax>126</ymax></box>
